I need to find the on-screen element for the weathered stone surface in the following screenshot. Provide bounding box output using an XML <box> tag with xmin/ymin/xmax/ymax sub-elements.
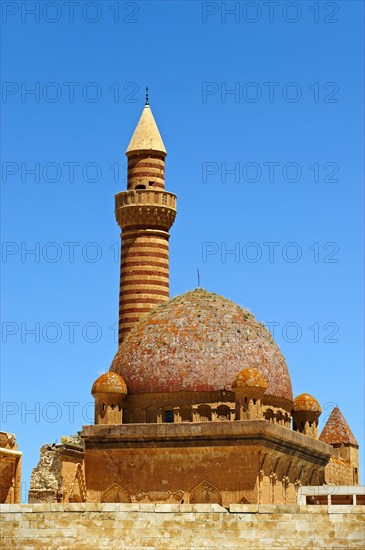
<box><xmin>111</xmin><ymin>289</ymin><xmax>293</xmax><ymax>402</ymax></box>
<box><xmin>0</xmin><ymin>504</ymin><xmax>364</xmax><ymax>549</ymax></box>
<box><xmin>320</xmin><ymin>407</ymin><xmax>358</xmax><ymax>446</ymax></box>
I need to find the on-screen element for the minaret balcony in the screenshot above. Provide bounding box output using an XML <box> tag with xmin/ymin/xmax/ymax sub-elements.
<box><xmin>115</xmin><ymin>189</ymin><xmax>177</xmax><ymax>230</ymax></box>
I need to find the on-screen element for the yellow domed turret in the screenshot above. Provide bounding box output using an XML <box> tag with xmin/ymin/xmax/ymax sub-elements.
<box><xmin>232</xmin><ymin>367</ymin><xmax>268</xmax><ymax>390</ymax></box>
<box><xmin>292</xmin><ymin>393</ymin><xmax>322</xmax><ymax>439</ymax></box>
<box><xmin>92</xmin><ymin>371</ymin><xmax>127</xmax><ymax>396</ymax></box>
<box><xmin>232</xmin><ymin>368</ymin><xmax>268</xmax><ymax>421</ymax></box>
<box><xmin>91</xmin><ymin>371</ymin><xmax>127</xmax><ymax>425</ymax></box>
<box><xmin>293</xmin><ymin>393</ymin><xmax>322</xmax><ymax>414</ymax></box>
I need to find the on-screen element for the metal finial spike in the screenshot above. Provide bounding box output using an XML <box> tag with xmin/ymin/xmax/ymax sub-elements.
<box><xmin>145</xmin><ymin>86</ymin><xmax>149</xmax><ymax>105</ymax></box>
<box><xmin>197</xmin><ymin>269</ymin><xmax>200</xmax><ymax>288</ymax></box>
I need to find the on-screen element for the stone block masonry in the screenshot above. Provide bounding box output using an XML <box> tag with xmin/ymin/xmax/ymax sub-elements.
<box><xmin>1</xmin><ymin>503</ymin><xmax>364</xmax><ymax>549</ymax></box>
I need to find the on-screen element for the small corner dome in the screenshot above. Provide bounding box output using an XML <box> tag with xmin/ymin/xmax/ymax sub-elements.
<box><xmin>91</xmin><ymin>372</ymin><xmax>127</xmax><ymax>396</ymax></box>
<box><xmin>232</xmin><ymin>367</ymin><xmax>268</xmax><ymax>390</ymax></box>
<box><xmin>293</xmin><ymin>393</ymin><xmax>322</xmax><ymax>414</ymax></box>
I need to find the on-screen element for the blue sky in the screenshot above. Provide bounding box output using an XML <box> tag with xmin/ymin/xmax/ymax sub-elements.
<box><xmin>1</xmin><ymin>1</ymin><xmax>364</xmax><ymax>499</ymax></box>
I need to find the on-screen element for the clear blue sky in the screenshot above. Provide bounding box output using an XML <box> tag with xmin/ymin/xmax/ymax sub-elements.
<box><xmin>1</xmin><ymin>1</ymin><xmax>364</xmax><ymax>500</ymax></box>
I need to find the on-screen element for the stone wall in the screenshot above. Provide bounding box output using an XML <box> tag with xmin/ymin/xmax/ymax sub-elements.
<box><xmin>81</xmin><ymin>420</ymin><xmax>331</xmax><ymax>506</ymax></box>
<box><xmin>1</xmin><ymin>503</ymin><xmax>364</xmax><ymax>549</ymax></box>
<box><xmin>325</xmin><ymin>454</ymin><xmax>356</xmax><ymax>486</ymax></box>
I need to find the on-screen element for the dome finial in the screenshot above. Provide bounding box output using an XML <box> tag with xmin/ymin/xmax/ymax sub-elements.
<box><xmin>145</xmin><ymin>86</ymin><xmax>149</xmax><ymax>106</ymax></box>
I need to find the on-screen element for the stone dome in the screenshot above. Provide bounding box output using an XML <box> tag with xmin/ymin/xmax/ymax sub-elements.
<box><xmin>91</xmin><ymin>371</ymin><xmax>127</xmax><ymax>395</ymax></box>
<box><xmin>293</xmin><ymin>393</ymin><xmax>322</xmax><ymax>413</ymax></box>
<box><xmin>232</xmin><ymin>367</ymin><xmax>268</xmax><ymax>390</ymax></box>
<box><xmin>111</xmin><ymin>289</ymin><xmax>293</xmax><ymax>403</ymax></box>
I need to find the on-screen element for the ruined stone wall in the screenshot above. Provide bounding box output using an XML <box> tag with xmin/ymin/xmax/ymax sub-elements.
<box><xmin>0</xmin><ymin>503</ymin><xmax>364</xmax><ymax>549</ymax></box>
<box><xmin>28</xmin><ymin>444</ymin><xmax>62</xmax><ymax>502</ymax></box>
<box><xmin>28</xmin><ymin>444</ymin><xmax>84</xmax><ymax>503</ymax></box>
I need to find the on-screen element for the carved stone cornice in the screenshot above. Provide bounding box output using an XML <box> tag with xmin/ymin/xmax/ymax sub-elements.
<box><xmin>116</xmin><ymin>204</ymin><xmax>176</xmax><ymax>230</ymax></box>
<box><xmin>81</xmin><ymin>420</ymin><xmax>333</xmax><ymax>466</ymax></box>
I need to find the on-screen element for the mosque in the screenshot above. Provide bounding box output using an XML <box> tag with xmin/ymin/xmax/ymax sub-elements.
<box><xmin>27</xmin><ymin>96</ymin><xmax>359</xmax><ymax>506</ymax></box>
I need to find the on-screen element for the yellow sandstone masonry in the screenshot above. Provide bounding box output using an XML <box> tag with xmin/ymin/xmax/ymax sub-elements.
<box><xmin>1</xmin><ymin>504</ymin><xmax>364</xmax><ymax>549</ymax></box>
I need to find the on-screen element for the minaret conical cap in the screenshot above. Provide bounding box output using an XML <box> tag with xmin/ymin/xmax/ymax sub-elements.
<box><xmin>126</xmin><ymin>104</ymin><xmax>167</xmax><ymax>156</ymax></box>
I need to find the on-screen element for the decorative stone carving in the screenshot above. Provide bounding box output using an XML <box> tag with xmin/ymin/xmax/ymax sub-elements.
<box><xmin>189</xmin><ymin>480</ymin><xmax>222</xmax><ymax>505</ymax></box>
<box><xmin>282</xmin><ymin>476</ymin><xmax>290</xmax><ymax>489</ymax></box>
<box><xmin>116</xmin><ymin>205</ymin><xmax>176</xmax><ymax>230</ymax></box>
<box><xmin>135</xmin><ymin>489</ymin><xmax>184</xmax><ymax>503</ymax></box>
<box><xmin>69</xmin><ymin>463</ymin><xmax>86</xmax><ymax>503</ymax></box>
<box><xmin>100</xmin><ymin>482</ymin><xmax>131</xmax><ymax>503</ymax></box>
<box><xmin>269</xmin><ymin>472</ymin><xmax>278</xmax><ymax>484</ymax></box>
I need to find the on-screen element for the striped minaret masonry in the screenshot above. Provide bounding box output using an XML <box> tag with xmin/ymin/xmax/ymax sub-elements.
<box><xmin>115</xmin><ymin>96</ymin><xmax>177</xmax><ymax>344</ymax></box>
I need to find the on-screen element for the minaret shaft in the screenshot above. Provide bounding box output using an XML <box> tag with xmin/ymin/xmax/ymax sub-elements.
<box><xmin>115</xmin><ymin>104</ymin><xmax>176</xmax><ymax>345</ymax></box>
<box><xmin>118</xmin><ymin>228</ymin><xmax>171</xmax><ymax>342</ymax></box>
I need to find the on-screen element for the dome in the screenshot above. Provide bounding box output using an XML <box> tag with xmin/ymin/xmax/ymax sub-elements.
<box><xmin>293</xmin><ymin>393</ymin><xmax>322</xmax><ymax>413</ymax></box>
<box><xmin>111</xmin><ymin>289</ymin><xmax>293</xmax><ymax>402</ymax></box>
<box><xmin>232</xmin><ymin>367</ymin><xmax>268</xmax><ymax>390</ymax></box>
<box><xmin>91</xmin><ymin>371</ymin><xmax>127</xmax><ymax>396</ymax></box>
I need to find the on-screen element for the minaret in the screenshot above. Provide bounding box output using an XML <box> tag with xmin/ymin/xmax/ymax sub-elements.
<box><xmin>115</xmin><ymin>91</ymin><xmax>177</xmax><ymax>344</ymax></box>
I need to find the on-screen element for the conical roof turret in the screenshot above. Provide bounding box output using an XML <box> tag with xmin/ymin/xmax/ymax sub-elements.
<box><xmin>320</xmin><ymin>406</ymin><xmax>358</xmax><ymax>446</ymax></box>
